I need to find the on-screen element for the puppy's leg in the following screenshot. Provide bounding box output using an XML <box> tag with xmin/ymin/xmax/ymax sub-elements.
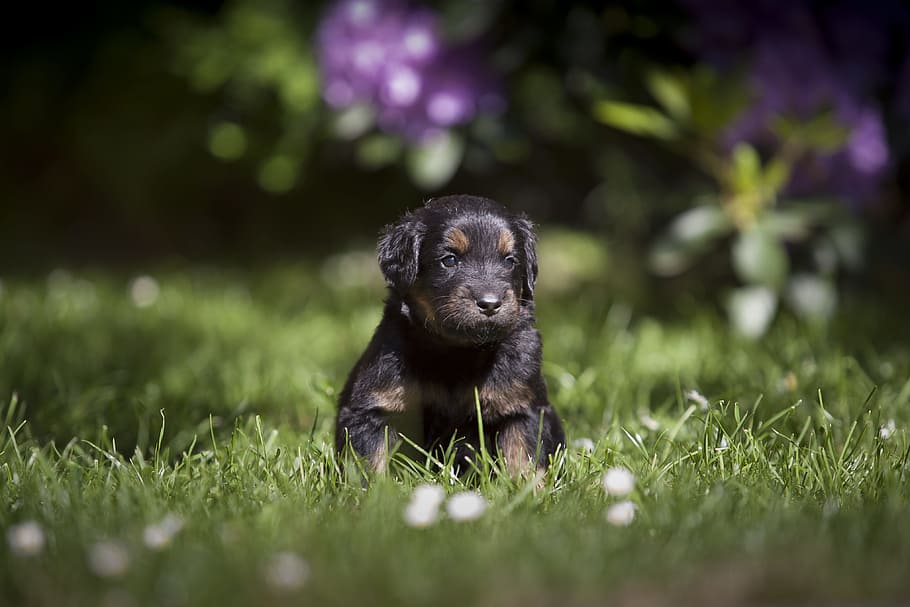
<box><xmin>336</xmin><ymin>407</ymin><xmax>398</xmax><ymax>472</ymax></box>
<box><xmin>496</xmin><ymin>406</ymin><xmax>565</xmax><ymax>476</ymax></box>
<box><xmin>336</xmin><ymin>379</ymin><xmax>411</xmax><ymax>472</ymax></box>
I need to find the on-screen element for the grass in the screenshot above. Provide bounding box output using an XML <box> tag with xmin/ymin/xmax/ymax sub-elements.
<box><xmin>2</xmin><ymin>252</ymin><xmax>910</xmax><ymax>606</ymax></box>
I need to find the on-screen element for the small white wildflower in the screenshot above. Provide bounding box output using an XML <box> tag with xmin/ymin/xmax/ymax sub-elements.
<box><xmin>685</xmin><ymin>389</ymin><xmax>710</xmax><ymax>410</ymax></box>
<box><xmin>445</xmin><ymin>491</ymin><xmax>487</xmax><ymax>522</ymax></box>
<box><xmin>404</xmin><ymin>500</ymin><xmax>439</xmax><ymax>528</ymax></box>
<box><xmin>142</xmin><ymin>514</ymin><xmax>183</xmax><ymax>551</ymax></box>
<box><xmin>880</xmin><ymin>419</ymin><xmax>897</xmax><ymax>440</ymax></box>
<box><xmin>264</xmin><ymin>551</ymin><xmax>310</xmax><ymax>591</ymax></box>
<box><xmin>129</xmin><ymin>275</ymin><xmax>160</xmax><ymax>308</ymax></box>
<box><xmin>7</xmin><ymin>521</ymin><xmax>45</xmax><ymax>557</ymax></box>
<box><xmin>412</xmin><ymin>483</ymin><xmax>446</xmax><ymax>507</ymax></box>
<box><xmin>606</xmin><ymin>500</ymin><xmax>636</xmax><ymax>527</ymax></box>
<box><xmin>602</xmin><ymin>467</ymin><xmax>635</xmax><ymax>497</ymax></box>
<box><xmin>404</xmin><ymin>484</ymin><xmax>446</xmax><ymax>528</ymax></box>
<box><xmin>88</xmin><ymin>540</ymin><xmax>131</xmax><ymax>578</ymax></box>
<box><xmin>716</xmin><ymin>435</ymin><xmax>729</xmax><ymax>451</ymax></box>
<box><xmin>639</xmin><ymin>414</ymin><xmax>660</xmax><ymax>431</ymax></box>
<box><xmin>572</xmin><ymin>438</ymin><xmax>595</xmax><ymax>453</ymax></box>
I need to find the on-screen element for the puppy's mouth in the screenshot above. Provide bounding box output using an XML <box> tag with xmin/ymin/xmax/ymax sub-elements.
<box><xmin>411</xmin><ymin>290</ymin><xmax>519</xmax><ymax>345</ymax></box>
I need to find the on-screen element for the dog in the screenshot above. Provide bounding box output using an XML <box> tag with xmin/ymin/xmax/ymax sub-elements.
<box><xmin>335</xmin><ymin>195</ymin><xmax>565</xmax><ymax>475</ymax></box>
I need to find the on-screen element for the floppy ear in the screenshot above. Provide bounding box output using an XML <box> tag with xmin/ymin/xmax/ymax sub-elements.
<box><xmin>514</xmin><ymin>215</ymin><xmax>538</xmax><ymax>302</ymax></box>
<box><xmin>377</xmin><ymin>211</ymin><xmax>425</xmax><ymax>294</ymax></box>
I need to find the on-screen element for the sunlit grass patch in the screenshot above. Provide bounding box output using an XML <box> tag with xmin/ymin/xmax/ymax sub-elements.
<box><xmin>1</xmin><ymin>265</ymin><xmax>910</xmax><ymax>605</ymax></box>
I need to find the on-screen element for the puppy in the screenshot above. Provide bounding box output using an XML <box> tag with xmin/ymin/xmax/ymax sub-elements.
<box><xmin>335</xmin><ymin>195</ymin><xmax>565</xmax><ymax>474</ymax></box>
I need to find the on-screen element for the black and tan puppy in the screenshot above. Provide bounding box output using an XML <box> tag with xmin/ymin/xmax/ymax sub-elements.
<box><xmin>336</xmin><ymin>195</ymin><xmax>565</xmax><ymax>474</ymax></box>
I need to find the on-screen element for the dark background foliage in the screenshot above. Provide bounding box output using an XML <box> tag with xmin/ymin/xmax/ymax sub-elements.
<box><xmin>1</xmin><ymin>0</ymin><xmax>908</xmax><ymax>302</ymax></box>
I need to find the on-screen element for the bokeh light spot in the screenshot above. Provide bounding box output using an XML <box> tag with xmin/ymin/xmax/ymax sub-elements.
<box><xmin>208</xmin><ymin>123</ymin><xmax>247</xmax><ymax>161</ymax></box>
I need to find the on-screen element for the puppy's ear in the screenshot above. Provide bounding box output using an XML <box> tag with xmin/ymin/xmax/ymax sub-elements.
<box><xmin>514</xmin><ymin>215</ymin><xmax>538</xmax><ymax>302</ymax></box>
<box><xmin>377</xmin><ymin>212</ymin><xmax>425</xmax><ymax>294</ymax></box>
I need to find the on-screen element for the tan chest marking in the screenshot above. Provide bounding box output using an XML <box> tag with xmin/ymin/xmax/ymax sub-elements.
<box><xmin>374</xmin><ymin>380</ymin><xmax>533</xmax><ymax>419</ymax></box>
<box><xmin>479</xmin><ymin>381</ymin><xmax>534</xmax><ymax>417</ymax></box>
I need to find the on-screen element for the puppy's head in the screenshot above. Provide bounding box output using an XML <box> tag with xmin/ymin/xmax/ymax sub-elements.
<box><xmin>378</xmin><ymin>195</ymin><xmax>538</xmax><ymax>345</ymax></box>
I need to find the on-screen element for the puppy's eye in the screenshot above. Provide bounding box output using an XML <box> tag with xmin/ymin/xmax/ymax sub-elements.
<box><xmin>440</xmin><ymin>254</ymin><xmax>459</xmax><ymax>268</ymax></box>
<box><xmin>503</xmin><ymin>256</ymin><xmax>518</xmax><ymax>268</ymax></box>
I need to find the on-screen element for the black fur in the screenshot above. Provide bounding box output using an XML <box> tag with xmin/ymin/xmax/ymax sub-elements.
<box><xmin>336</xmin><ymin>195</ymin><xmax>565</xmax><ymax>473</ymax></box>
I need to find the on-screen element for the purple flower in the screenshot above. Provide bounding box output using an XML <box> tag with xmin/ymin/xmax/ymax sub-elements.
<box><xmin>315</xmin><ymin>0</ymin><xmax>502</xmax><ymax>140</ymax></box>
<box><xmin>681</xmin><ymin>0</ymin><xmax>895</xmax><ymax>206</ymax></box>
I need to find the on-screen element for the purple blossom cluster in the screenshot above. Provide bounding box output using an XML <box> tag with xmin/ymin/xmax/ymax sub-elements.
<box><xmin>681</xmin><ymin>0</ymin><xmax>910</xmax><ymax>206</ymax></box>
<box><xmin>315</xmin><ymin>0</ymin><xmax>502</xmax><ymax>141</ymax></box>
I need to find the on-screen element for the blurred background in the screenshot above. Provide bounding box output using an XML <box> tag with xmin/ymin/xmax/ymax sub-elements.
<box><xmin>3</xmin><ymin>0</ymin><xmax>910</xmax><ymax>306</ymax></box>
<box><xmin>3</xmin><ymin>0</ymin><xmax>910</xmax><ymax>397</ymax></box>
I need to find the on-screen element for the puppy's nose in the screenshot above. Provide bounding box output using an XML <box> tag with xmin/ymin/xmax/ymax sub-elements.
<box><xmin>475</xmin><ymin>294</ymin><xmax>502</xmax><ymax>316</ymax></box>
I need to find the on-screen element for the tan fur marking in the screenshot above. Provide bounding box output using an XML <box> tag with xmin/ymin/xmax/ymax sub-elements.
<box><xmin>498</xmin><ymin>229</ymin><xmax>516</xmax><ymax>256</ymax></box>
<box><xmin>371</xmin><ymin>442</ymin><xmax>388</xmax><ymax>473</ymax></box>
<box><xmin>446</xmin><ymin>228</ymin><xmax>470</xmax><ymax>254</ymax></box>
<box><xmin>479</xmin><ymin>381</ymin><xmax>534</xmax><ymax>417</ymax></box>
<box><xmin>412</xmin><ymin>291</ymin><xmax>437</xmax><ymax>322</ymax></box>
<box><xmin>499</xmin><ymin>424</ymin><xmax>534</xmax><ymax>477</ymax></box>
<box><xmin>372</xmin><ymin>385</ymin><xmax>406</xmax><ymax>413</ymax></box>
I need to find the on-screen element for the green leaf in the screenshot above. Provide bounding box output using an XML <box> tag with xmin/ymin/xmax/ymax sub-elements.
<box><xmin>406</xmin><ymin>131</ymin><xmax>464</xmax><ymax>190</ymax></box>
<box><xmin>828</xmin><ymin>224</ymin><xmax>865</xmax><ymax>271</ymax></box>
<box><xmin>645</xmin><ymin>70</ymin><xmax>690</xmax><ymax>120</ymax></box>
<box><xmin>786</xmin><ymin>274</ymin><xmax>837</xmax><ymax>321</ymax></box>
<box><xmin>772</xmin><ymin>111</ymin><xmax>850</xmax><ymax>153</ymax></box>
<box><xmin>649</xmin><ymin>205</ymin><xmax>732</xmax><ymax>276</ymax></box>
<box><xmin>762</xmin><ymin>157</ymin><xmax>791</xmax><ymax>196</ymax></box>
<box><xmin>592</xmin><ymin>101</ymin><xmax>678</xmax><ymax>140</ymax></box>
<box><xmin>669</xmin><ymin>205</ymin><xmax>733</xmax><ymax>243</ymax></box>
<box><xmin>732</xmin><ymin>228</ymin><xmax>789</xmax><ymax>288</ymax></box>
<box><xmin>356</xmin><ymin>135</ymin><xmax>402</xmax><ymax>169</ymax></box>
<box><xmin>332</xmin><ymin>104</ymin><xmax>375</xmax><ymax>140</ymax></box>
<box><xmin>687</xmin><ymin>66</ymin><xmax>750</xmax><ymax>135</ymax></box>
<box><xmin>728</xmin><ymin>286</ymin><xmax>778</xmax><ymax>338</ymax></box>
<box><xmin>759</xmin><ymin>209</ymin><xmax>813</xmax><ymax>240</ymax></box>
<box><xmin>730</xmin><ymin>143</ymin><xmax>761</xmax><ymax>193</ymax></box>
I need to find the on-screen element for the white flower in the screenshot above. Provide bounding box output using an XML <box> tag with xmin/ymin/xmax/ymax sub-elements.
<box><xmin>142</xmin><ymin>514</ymin><xmax>184</xmax><ymax>551</ymax></box>
<box><xmin>129</xmin><ymin>276</ymin><xmax>160</xmax><ymax>308</ymax></box>
<box><xmin>264</xmin><ymin>551</ymin><xmax>310</xmax><ymax>591</ymax></box>
<box><xmin>684</xmin><ymin>389</ymin><xmax>709</xmax><ymax>410</ymax></box>
<box><xmin>412</xmin><ymin>483</ymin><xmax>445</xmax><ymax>507</ymax></box>
<box><xmin>602</xmin><ymin>467</ymin><xmax>635</xmax><ymax>497</ymax></box>
<box><xmin>606</xmin><ymin>500</ymin><xmax>636</xmax><ymax>526</ymax></box>
<box><xmin>7</xmin><ymin>520</ymin><xmax>45</xmax><ymax>557</ymax></box>
<box><xmin>445</xmin><ymin>491</ymin><xmax>487</xmax><ymax>522</ymax></box>
<box><xmin>88</xmin><ymin>540</ymin><xmax>131</xmax><ymax>578</ymax></box>
<box><xmin>404</xmin><ymin>484</ymin><xmax>446</xmax><ymax>528</ymax></box>
<box><xmin>639</xmin><ymin>414</ymin><xmax>660</xmax><ymax>431</ymax></box>
<box><xmin>572</xmin><ymin>438</ymin><xmax>595</xmax><ymax>453</ymax></box>
<box><xmin>880</xmin><ymin>419</ymin><xmax>897</xmax><ymax>440</ymax></box>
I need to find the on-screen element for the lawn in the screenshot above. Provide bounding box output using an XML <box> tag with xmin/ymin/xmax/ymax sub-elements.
<box><xmin>2</xmin><ymin>248</ymin><xmax>909</xmax><ymax>606</ymax></box>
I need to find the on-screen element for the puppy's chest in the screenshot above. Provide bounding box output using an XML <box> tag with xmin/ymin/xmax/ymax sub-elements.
<box><xmin>393</xmin><ymin>377</ymin><xmax>532</xmax><ymax>421</ymax></box>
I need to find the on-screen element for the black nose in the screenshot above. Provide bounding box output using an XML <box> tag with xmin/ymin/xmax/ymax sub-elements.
<box><xmin>475</xmin><ymin>294</ymin><xmax>502</xmax><ymax>316</ymax></box>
